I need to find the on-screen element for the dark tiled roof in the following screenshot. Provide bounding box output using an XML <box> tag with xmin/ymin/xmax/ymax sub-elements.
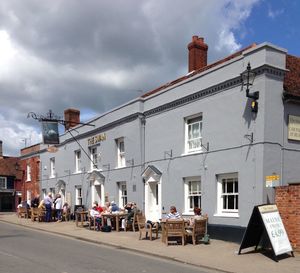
<box><xmin>0</xmin><ymin>157</ymin><xmax>22</xmax><ymax>179</ymax></box>
<box><xmin>141</xmin><ymin>43</ymin><xmax>257</xmax><ymax>98</ymax></box>
<box><xmin>284</xmin><ymin>54</ymin><xmax>300</xmax><ymax>96</ymax></box>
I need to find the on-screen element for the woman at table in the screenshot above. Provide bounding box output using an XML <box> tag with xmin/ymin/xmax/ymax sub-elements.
<box><xmin>166</xmin><ymin>206</ymin><xmax>181</xmax><ymax>219</ymax></box>
<box><xmin>189</xmin><ymin>207</ymin><xmax>202</xmax><ymax>226</ymax></box>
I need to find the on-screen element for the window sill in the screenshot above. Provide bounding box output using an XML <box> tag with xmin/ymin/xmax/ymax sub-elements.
<box><xmin>213</xmin><ymin>212</ymin><xmax>239</xmax><ymax>218</ymax></box>
<box><xmin>181</xmin><ymin>150</ymin><xmax>202</xmax><ymax>157</ymax></box>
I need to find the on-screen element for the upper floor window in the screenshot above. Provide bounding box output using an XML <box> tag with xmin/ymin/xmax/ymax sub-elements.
<box><xmin>216</xmin><ymin>173</ymin><xmax>239</xmax><ymax>216</ymax></box>
<box><xmin>26</xmin><ymin>163</ymin><xmax>31</xmax><ymax>181</ymax></box>
<box><xmin>89</xmin><ymin>146</ymin><xmax>98</xmax><ymax>170</ymax></box>
<box><xmin>50</xmin><ymin>158</ymin><xmax>55</xmax><ymax>178</ymax></box>
<box><xmin>184</xmin><ymin>177</ymin><xmax>201</xmax><ymax>213</ymax></box>
<box><xmin>0</xmin><ymin>177</ymin><xmax>7</xmax><ymax>189</ymax></box>
<box><xmin>75</xmin><ymin>150</ymin><xmax>81</xmax><ymax>173</ymax></box>
<box><xmin>185</xmin><ymin>114</ymin><xmax>202</xmax><ymax>153</ymax></box>
<box><xmin>116</xmin><ymin>138</ymin><xmax>125</xmax><ymax>168</ymax></box>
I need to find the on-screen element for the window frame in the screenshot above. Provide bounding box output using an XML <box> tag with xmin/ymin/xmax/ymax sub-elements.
<box><xmin>118</xmin><ymin>182</ymin><xmax>127</xmax><ymax>208</ymax></box>
<box><xmin>184</xmin><ymin>176</ymin><xmax>201</xmax><ymax>214</ymax></box>
<box><xmin>75</xmin><ymin>150</ymin><xmax>82</xmax><ymax>173</ymax></box>
<box><xmin>26</xmin><ymin>163</ymin><xmax>31</xmax><ymax>182</ymax></box>
<box><xmin>216</xmin><ymin>173</ymin><xmax>239</xmax><ymax>217</ymax></box>
<box><xmin>50</xmin><ymin>157</ymin><xmax>56</xmax><ymax>178</ymax></box>
<box><xmin>184</xmin><ymin>114</ymin><xmax>203</xmax><ymax>154</ymax></box>
<box><xmin>116</xmin><ymin>138</ymin><xmax>126</xmax><ymax>168</ymax></box>
<box><xmin>89</xmin><ymin>146</ymin><xmax>98</xmax><ymax>170</ymax></box>
<box><xmin>0</xmin><ymin>177</ymin><xmax>7</xmax><ymax>189</ymax></box>
<box><xmin>75</xmin><ymin>186</ymin><xmax>83</xmax><ymax>205</ymax></box>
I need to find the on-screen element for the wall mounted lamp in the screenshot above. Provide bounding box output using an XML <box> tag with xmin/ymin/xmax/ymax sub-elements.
<box><xmin>241</xmin><ymin>62</ymin><xmax>260</xmax><ymax>112</ymax></box>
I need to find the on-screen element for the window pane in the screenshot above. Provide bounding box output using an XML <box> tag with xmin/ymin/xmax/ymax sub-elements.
<box><xmin>223</xmin><ymin>196</ymin><xmax>227</xmax><ymax>209</ymax></box>
<box><xmin>234</xmin><ymin>181</ymin><xmax>238</xmax><ymax>193</ymax></box>
<box><xmin>228</xmin><ymin>195</ymin><xmax>234</xmax><ymax>209</ymax></box>
<box><xmin>227</xmin><ymin>182</ymin><xmax>233</xmax><ymax>193</ymax></box>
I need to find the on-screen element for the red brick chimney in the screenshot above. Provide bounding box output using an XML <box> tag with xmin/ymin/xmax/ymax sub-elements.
<box><xmin>64</xmin><ymin>108</ymin><xmax>80</xmax><ymax>131</ymax></box>
<box><xmin>188</xmin><ymin>36</ymin><xmax>208</xmax><ymax>72</ymax></box>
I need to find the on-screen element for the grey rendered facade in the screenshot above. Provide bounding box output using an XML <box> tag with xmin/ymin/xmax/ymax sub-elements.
<box><xmin>39</xmin><ymin>41</ymin><xmax>300</xmax><ymax>240</ymax></box>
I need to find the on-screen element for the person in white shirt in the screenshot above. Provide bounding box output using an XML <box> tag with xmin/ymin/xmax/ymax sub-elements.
<box><xmin>54</xmin><ymin>194</ymin><xmax>63</xmax><ymax>222</ymax></box>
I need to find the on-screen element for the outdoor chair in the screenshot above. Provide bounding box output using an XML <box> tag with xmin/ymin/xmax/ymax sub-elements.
<box><xmin>125</xmin><ymin>210</ymin><xmax>139</xmax><ymax>232</ymax></box>
<box><xmin>136</xmin><ymin>212</ymin><xmax>158</xmax><ymax>240</ymax></box>
<box><xmin>185</xmin><ymin>217</ymin><xmax>208</xmax><ymax>245</ymax></box>
<box><xmin>18</xmin><ymin>207</ymin><xmax>29</xmax><ymax>219</ymax></box>
<box><xmin>165</xmin><ymin>219</ymin><xmax>186</xmax><ymax>246</ymax></box>
<box><xmin>88</xmin><ymin>211</ymin><xmax>97</xmax><ymax>231</ymax></box>
<box><xmin>62</xmin><ymin>208</ymin><xmax>71</xmax><ymax>221</ymax></box>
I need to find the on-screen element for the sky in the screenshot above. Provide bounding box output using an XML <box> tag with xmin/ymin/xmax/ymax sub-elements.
<box><xmin>0</xmin><ymin>0</ymin><xmax>299</xmax><ymax>157</ymax></box>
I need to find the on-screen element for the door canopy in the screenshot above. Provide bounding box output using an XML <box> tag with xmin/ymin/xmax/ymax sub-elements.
<box><xmin>56</xmin><ymin>180</ymin><xmax>66</xmax><ymax>192</ymax></box>
<box><xmin>142</xmin><ymin>165</ymin><xmax>162</xmax><ymax>184</ymax></box>
<box><xmin>87</xmin><ymin>170</ymin><xmax>105</xmax><ymax>185</ymax></box>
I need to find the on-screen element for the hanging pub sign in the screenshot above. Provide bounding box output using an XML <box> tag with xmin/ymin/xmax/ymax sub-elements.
<box><xmin>42</xmin><ymin>121</ymin><xmax>60</xmax><ymax>145</ymax></box>
<box><xmin>239</xmin><ymin>204</ymin><xmax>293</xmax><ymax>261</ymax></box>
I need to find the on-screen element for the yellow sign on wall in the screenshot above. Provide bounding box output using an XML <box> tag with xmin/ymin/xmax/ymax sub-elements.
<box><xmin>265</xmin><ymin>175</ymin><xmax>280</xmax><ymax>187</ymax></box>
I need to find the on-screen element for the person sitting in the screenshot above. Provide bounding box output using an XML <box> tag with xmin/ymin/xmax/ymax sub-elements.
<box><xmin>121</xmin><ymin>202</ymin><xmax>138</xmax><ymax>230</ymax></box>
<box><xmin>89</xmin><ymin>202</ymin><xmax>102</xmax><ymax>231</ymax></box>
<box><xmin>166</xmin><ymin>206</ymin><xmax>181</xmax><ymax>219</ymax></box>
<box><xmin>189</xmin><ymin>207</ymin><xmax>202</xmax><ymax>226</ymax></box>
<box><xmin>93</xmin><ymin>201</ymin><xmax>104</xmax><ymax>214</ymax></box>
<box><xmin>31</xmin><ymin>194</ymin><xmax>40</xmax><ymax>208</ymax></box>
<box><xmin>110</xmin><ymin>201</ymin><xmax>120</xmax><ymax>213</ymax></box>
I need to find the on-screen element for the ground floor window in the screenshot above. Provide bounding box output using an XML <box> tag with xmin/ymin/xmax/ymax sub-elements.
<box><xmin>118</xmin><ymin>182</ymin><xmax>127</xmax><ymax>208</ymax></box>
<box><xmin>75</xmin><ymin>186</ymin><xmax>82</xmax><ymax>205</ymax></box>
<box><xmin>0</xmin><ymin>177</ymin><xmax>7</xmax><ymax>189</ymax></box>
<box><xmin>184</xmin><ymin>177</ymin><xmax>201</xmax><ymax>214</ymax></box>
<box><xmin>217</xmin><ymin>173</ymin><xmax>239</xmax><ymax>216</ymax></box>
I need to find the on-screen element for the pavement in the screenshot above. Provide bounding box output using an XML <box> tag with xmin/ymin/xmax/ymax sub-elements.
<box><xmin>0</xmin><ymin>213</ymin><xmax>299</xmax><ymax>273</ymax></box>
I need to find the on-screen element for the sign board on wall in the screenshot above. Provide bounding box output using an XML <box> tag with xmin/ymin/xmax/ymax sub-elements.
<box><xmin>239</xmin><ymin>204</ymin><xmax>293</xmax><ymax>261</ymax></box>
<box><xmin>288</xmin><ymin>115</ymin><xmax>300</xmax><ymax>141</ymax></box>
<box><xmin>265</xmin><ymin>175</ymin><xmax>280</xmax><ymax>187</ymax></box>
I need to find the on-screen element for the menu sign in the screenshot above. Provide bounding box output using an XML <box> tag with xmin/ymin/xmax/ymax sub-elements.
<box><xmin>239</xmin><ymin>204</ymin><xmax>293</xmax><ymax>260</ymax></box>
<box><xmin>258</xmin><ymin>205</ymin><xmax>292</xmax><ymax>256</ymax></box>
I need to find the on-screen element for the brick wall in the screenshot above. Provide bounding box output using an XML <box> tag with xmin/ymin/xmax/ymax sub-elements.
<box><xmin>275</xmin><ymin>184</ymin><xmax>300</xmax><ymax>250</ymax></box>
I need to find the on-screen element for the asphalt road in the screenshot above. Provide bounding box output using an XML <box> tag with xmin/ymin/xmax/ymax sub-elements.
<box><xmin>0</xmin><ymin>222</ymin><xmax>220</xmax><ymax>273</ymax></box>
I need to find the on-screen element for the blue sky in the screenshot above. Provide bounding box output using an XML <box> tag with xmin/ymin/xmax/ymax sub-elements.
<box><xmin>239</xmin><ymin>0</ymin><xmax>300</xmax><ymax>56</ymax></box>
<box><xmin>0</xmin><ymin>0</ymin><xmax>299</xmax><ymax>156</ymax></box>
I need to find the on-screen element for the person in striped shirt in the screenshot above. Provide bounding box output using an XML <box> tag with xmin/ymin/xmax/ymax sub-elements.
<box><xmin>166</xmin><ymin>206</ymin><xmax>181</xmax><ymax>219</ymax></box>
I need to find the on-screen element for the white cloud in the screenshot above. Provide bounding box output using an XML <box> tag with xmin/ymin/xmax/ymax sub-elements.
<box><xmin>0</xmin><ymin>0</ymin><xmax>261</xmax><ymax>156</ymax></box>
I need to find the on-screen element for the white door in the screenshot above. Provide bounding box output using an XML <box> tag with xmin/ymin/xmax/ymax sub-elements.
<box><xmin>145</xmin><ymin>181</ymin><xmax>161</xmax><ymax>222</ymax></box>
<box><xmin>91</xmin><ymin>180</ymin><xmax>104</xmax><ymax>206</ymax></box>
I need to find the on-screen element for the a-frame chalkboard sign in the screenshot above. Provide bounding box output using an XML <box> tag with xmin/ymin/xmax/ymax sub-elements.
<box><xmin>239</xmin><ymin>204</ymin><xmax>293</xmax><ymax>261</ymax></box>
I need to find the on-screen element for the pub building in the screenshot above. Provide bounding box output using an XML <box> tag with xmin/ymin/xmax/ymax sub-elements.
<box><xmin>23</xmin><ymin>37</ymin><xmax>300</xmax><ymax>246</ymax></box>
